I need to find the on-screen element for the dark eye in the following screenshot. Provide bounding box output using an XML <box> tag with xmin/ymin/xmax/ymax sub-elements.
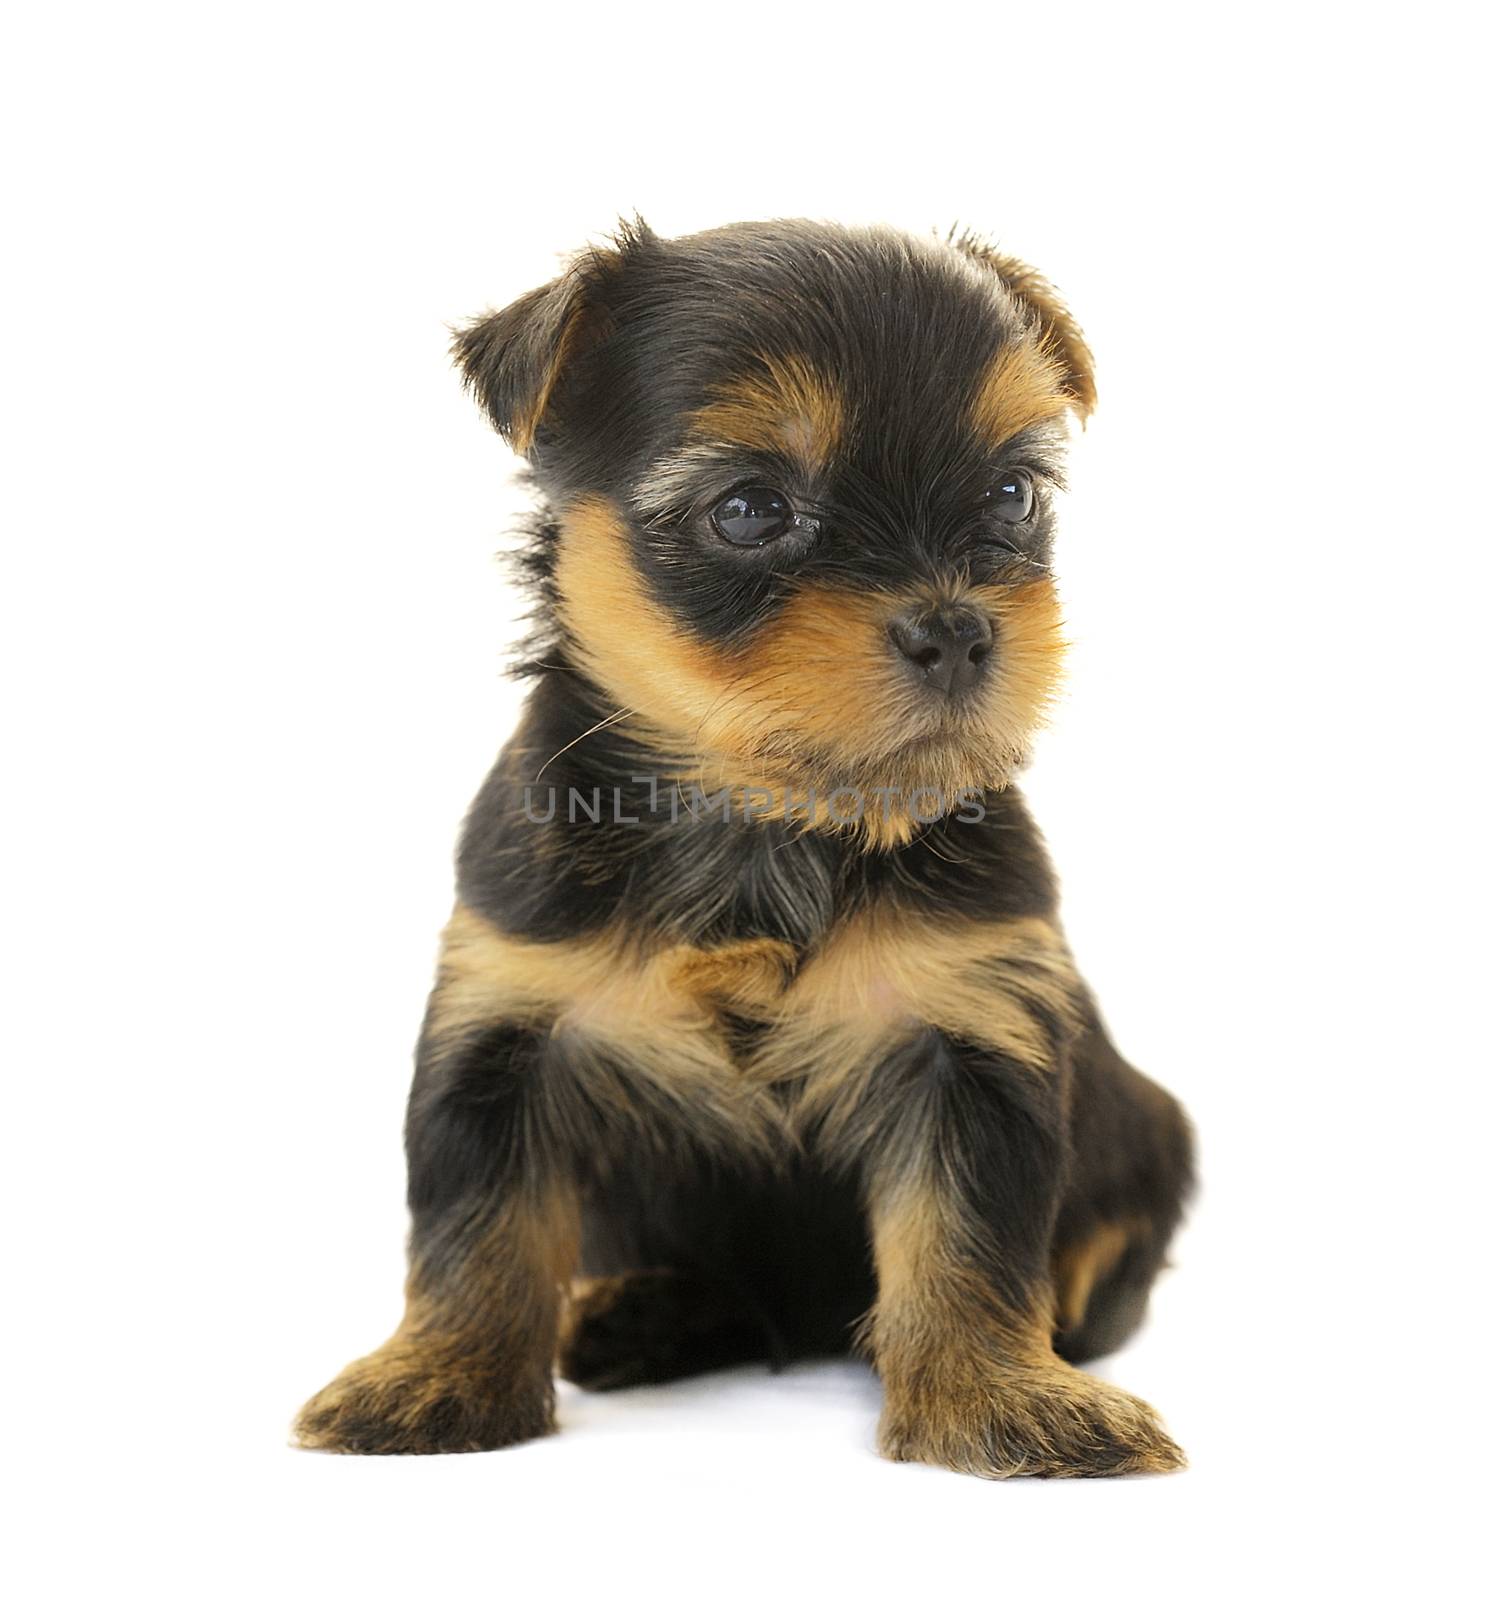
<box><xmin>710</xmin><ymin>486</ymin><xmax>791</xmax><ymax>547</ymax></box>
<box><xmin>985</xmin><ymin>470</ymin><xmax>1035</xmax><ymax>524</ymax></box>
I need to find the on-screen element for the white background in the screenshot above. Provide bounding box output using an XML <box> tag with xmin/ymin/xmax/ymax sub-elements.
<box><xmin>4</xmin><ymin>3</ymin><xmax>1497</xmax><ymax>1595</ymax></box>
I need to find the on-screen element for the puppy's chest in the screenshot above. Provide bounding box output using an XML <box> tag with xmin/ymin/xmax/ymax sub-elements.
<box><xmin>577</xmin><ymin>924</ymin><xmax>906</xmax><ymax>1082</ymax></box>
<box><xmin>567</xmin><ymin>908</ymin><xmax>1051</xmax><ymax>1089</ymax></box>
<box><xmin>621</xmin><ymin>814</ymin><xmax>841</xmax><ymax>954</ymax></box>
<box><xmin>508</xmin><ymin>817</ymin><xmax>1071</xmax><ymax>1081</ymax></box>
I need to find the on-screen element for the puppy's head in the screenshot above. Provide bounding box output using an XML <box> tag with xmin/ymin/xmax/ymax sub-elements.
<box><xmin>455</xmin><ymin>219</ymin><xmax>1093</xmax><ymax>846</ymax></box>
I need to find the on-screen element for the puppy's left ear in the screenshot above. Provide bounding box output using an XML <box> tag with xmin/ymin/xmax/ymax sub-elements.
<box><xmin>453</xmin><ymin>218</ymin><xmax>652</xmax><ymax>454</ymax></box>
<box><xmin>947</xmin><ymin>229</ymin><xmax>1097</xmax><ymax>420</ymax></box>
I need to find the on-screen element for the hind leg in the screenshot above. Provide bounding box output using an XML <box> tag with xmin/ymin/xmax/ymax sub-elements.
<box><xmin>559</xmin><ymin>1270</ymin><xmax>773</xmax><ymax>1390</ymax></box>
<box><xmin>1051</xmin><ymin>1005</ymin><xmax>1194</xmax><ymax>1365</ymax></box>
<box><xmin>562</xmin><ymin>1156</ymin><xmax>874</xmax><ymax>1390</ymax></box>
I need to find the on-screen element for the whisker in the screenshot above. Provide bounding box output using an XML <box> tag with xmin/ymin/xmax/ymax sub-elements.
<box><xmin>533</xmin><ymin>705</ymin><xmax>638</xmax><ymax>780</ymax></box>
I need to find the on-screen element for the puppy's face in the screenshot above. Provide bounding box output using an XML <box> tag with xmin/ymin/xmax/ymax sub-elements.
<box><xmin>456</xmin><ymin>221</ymin><xmax>1094</xmax><ymax>842</ymax></box>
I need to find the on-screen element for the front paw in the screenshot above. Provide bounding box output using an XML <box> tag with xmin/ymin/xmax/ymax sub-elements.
<box><xmin>293</xmin><ymin>1336</ymin><xmax>553</xmax><ymax>1455</ymax></box>
<box><xmin>879</xmin><ymin>1361</ymin><xmax>1185</xmax><ymax>1480</ymax></box>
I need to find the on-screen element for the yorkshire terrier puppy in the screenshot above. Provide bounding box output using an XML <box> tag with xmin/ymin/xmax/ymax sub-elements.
<box><xmin>295</xmin><ymin>219</ymin><xmax>1193</xmax><ymax>1478</ymax></box>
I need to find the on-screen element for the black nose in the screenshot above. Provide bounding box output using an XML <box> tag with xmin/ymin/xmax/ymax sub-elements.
<box><xmin>888</xmin><ymin>607</ymin><xmax>995</xmax><ymax>696</ymax></box>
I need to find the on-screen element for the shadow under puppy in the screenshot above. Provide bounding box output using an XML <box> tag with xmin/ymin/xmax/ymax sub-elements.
<box><xmin>295</xmin><ymin>219</ymin><xmax>1194</xmax><ymax>1478</ymax></box>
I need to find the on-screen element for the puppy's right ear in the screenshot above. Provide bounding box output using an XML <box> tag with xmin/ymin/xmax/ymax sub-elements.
<box><xmin>452</xmin><ymin>219</ymin><xmax>651</xmax><ymax>455</ymax></box>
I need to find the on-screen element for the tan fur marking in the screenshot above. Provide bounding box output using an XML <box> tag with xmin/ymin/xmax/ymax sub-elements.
<box><xmin>662</xmin><ymin>937</ymin><xmax>799</xmax><ymax>1018</ymax></box>
<box><xmin>510</xmin><ymin>301</ymin><xmax>588</xmax><ymax>455</ymax></box>
<box><xmin>553</xmin><ymin>497</ymin><xmax>704</xmax><ymax>754</ymax></box>
<box><xmin>432</xmin><ymin>905</ymin><xmax>792</xmax><ymax>1040</ymax></box>
<box><xmin>969</xmin><ymin>340</ymin><xmax>1074</xmax><ymax>448</ymax></box>
<box><xmin>1053</xmin><ymin>1218</ymin><xmax>1151</xmax><ymax>1333</ymax></box>
<box><xmin>426</xmin><ymin>904</ymin><xmax>788</xmax><ymax>1152</ymax></box>
<box><xmin>869</xmin><ymin>1173</ymin><xmax>1052</xmax><ymax>1359</ymax></box>
<box><xmin>632</xmin><ymin>441</ymin><xmax>745</xmax><ymax>521</ymax></box>
<box><xmin>756</xmin><ymin>912</ymin><xmax>1080</xmax><ymax>1129</ymax></box>
<box><xmin>949</xmin><ymin>235</ymin><xmax>1097</xmax><ymax>419</ymax></box>
<box><xmin>554</xmin><ymin>498</ymin><xmax>1066</xmax><ymax>847</ymax></box>
<box><xmin>565</xmin><ymin>1272</ymin><xmax>638</xmax><ymax>1309</ymax></box>
<box><xmin>691</xmin><ymin>352</ymin><xmax>844</xmax><ymax>471</ymax></box>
